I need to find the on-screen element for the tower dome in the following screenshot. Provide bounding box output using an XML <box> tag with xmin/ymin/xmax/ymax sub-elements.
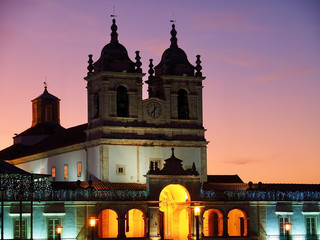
<box><xmin>94</xmin><ymin>19</ymin><xmax>135</xmax><ymax>73</ymax></box>
<box><xmin>155</xmin><ymin>24</ymin><xmax>194</xmax><ymax>76</ymax></box>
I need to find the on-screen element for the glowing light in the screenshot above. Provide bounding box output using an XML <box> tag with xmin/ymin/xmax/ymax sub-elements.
<box><xmin>284</xmin><ymin>222</ymin><xmax>291</xmax><ymax>232</ymax></box>
<box><xmin>194</xmin><ymin>206</ymin><xmax>200</xmax><ymax>216</ymax></box>
<box><xmin>89</xmin><ymin>217</ymin><xmax>97</xmax><ymax>227</ymax></box>
<box><xmin>56</xmin><ymin>226</ymin><xmax>63</xmax><ymax>234</ymax></box>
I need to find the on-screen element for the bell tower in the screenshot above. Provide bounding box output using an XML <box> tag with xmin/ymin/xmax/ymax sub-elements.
<box><xmin>146</xmin><ymin>23</ymin><xmax>205</xmax><ymax>129</ymax></box>
<box><xmin>84</xmin><ymin>18</ymin><xmax>145</xmax><ymax>140</ymax></box>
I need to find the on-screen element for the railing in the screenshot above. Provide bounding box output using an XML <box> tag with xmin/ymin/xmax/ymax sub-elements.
<box><xmin>201</xmin><ymin>189</ymin><xmax>320</xmax><ymax>201</ymax></box>
<box><xmin>266</xmin><ymin>235</ymin><xmax>319</xmax><ymax>240</ymax></box>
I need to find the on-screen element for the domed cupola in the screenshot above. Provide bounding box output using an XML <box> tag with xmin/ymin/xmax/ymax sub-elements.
<box><xmin>155</xmin><ymin>24</ymin><xmax>194</xmax><ymax>76</ymax></box>
<box><xmin>93</xmin><ymin>19</ymin><xmax>135</xmax><ymax>73</ymax></box>
<box><xmin>31</xmin><ymin>85</ymin><xmax>60</xmax><ymax>127</ymax></box>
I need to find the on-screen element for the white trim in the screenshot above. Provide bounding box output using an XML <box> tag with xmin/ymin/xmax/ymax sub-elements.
<box><xmin>275</xmin><ymin>211</ymin><xmax>293</xmax><ymax>215</ymax></box>
<box><xmin>43</xmin><ymin>212</ymin><xmax>66</xmax><ymax>216</ymax></box>
<box><xmin>302</xmin><ymin>212</ymin><xmax>320</xmax><ymax>215</ymax></box>
<box><xmin>9</xmin><ymin>213</ymin><xmax>31</xmax><ymax>217</ymax></box>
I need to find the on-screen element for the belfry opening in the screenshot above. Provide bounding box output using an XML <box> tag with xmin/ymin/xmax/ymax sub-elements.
<box><xmin>159</xmin><ymin>184</ymin><xmax>191</xmax><ymax>240</ymax></box>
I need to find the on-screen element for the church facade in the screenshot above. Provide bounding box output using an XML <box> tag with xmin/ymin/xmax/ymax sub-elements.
<box><xmin>0</xmin><ymin>18</ymin><xmax>319</xmax><ymax>240</ymax></box>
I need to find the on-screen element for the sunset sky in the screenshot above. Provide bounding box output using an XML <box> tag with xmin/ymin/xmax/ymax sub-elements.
<box><xmin>1</xmin><ymin>0</ymin><xmax>319</xmax><ymax>184</ymax></box>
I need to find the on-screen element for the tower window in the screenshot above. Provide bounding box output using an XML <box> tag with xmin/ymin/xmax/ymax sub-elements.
<box><xmin>178</xmin><ymin>89</ymin><xmax>189</xmax><ymax>119</ymax></box>
<box><xmin>45</xmin><ymin>104</ymin><xmax>53</xmax><ymax>122</ymax></box>
<box><xmin>94</xmin><ymin>92</ymin><xmax>99</xmax><ymax>118</ymax></box>
<box><xmin>64</xmin><ymin>164</ymin><xmax>68</xmax><ymax>180</ymax></box>
<box><xmin>117</xmin><ymin>86</ymin><xmax>129</xmax><ymax>117</ymax></box>
<box><xmin>32</xmin><ymin>103</ymin><xmax>37</xmax><ymax>123</ymax></box>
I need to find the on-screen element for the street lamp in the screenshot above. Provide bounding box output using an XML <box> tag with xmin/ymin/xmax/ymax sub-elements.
<box><xmin>194</xmin><ymin>206</ymin><xmax>200</xmax><ymax>240</ymax></box>
<box><xmin>56</xmin><ymin>226</ymin><xmax>63</xmax><ymax>240</ymax></box>
<box><xmin>284</xmin><ymin>222</ymin><xmax>291</xmax><ymax>240</ymax></box>
<box><xmin>89</xmin><ymin>217</ymin><xmax>98</xmax><ymax>240</ymax></box>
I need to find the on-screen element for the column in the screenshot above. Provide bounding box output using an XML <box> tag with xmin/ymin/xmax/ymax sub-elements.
<box><xmin>117</xmin><ymin>215</ymin><xmax>126</xmax><ymax>239</ymax></box>
<box><xmin>223</xmin><ymin>216</ymin><xmax>229</xmax><ymax>237</ymax></box>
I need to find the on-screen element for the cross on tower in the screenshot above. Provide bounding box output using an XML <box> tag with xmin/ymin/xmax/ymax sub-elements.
<box><xmin>44</xmin><ymin>77</ymin><xmax>48</xmax><ymax>90</ymax></box>
<box><xmin>110</xmin><ymin>6</ymin><xmax>117</xmax><ymax>19</ymax></box>
<box><xmin>170</xmin><ymin>11</ymin><xmax>176</xmax><ymax>23</ymax></box>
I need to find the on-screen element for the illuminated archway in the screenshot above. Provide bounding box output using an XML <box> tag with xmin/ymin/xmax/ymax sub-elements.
<box><xmin>98</xmin><ymin>209</ymin><xmax>118</xmax><ymax>238</ymax></box>
<box><xmin>125</xmin><ymin>209</ymin><xmax>145</xmax><ymax>238</ymax></box>
<box><xmin>203</xmin><ymin>209</ymin><xmax>223</xmax><ymax>236</ymax></box>
<box><xmin>159</xmin><ymin>184</ymin><xmax>191</xmax><ymax>240</ymax></box>
<box><xmin>228</xmin><ymin>209</ymin><xmax>247</xmax><ymax>236</ymax></box>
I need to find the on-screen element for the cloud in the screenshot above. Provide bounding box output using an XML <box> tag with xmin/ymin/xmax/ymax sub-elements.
<box><xmin>221</xmin><ymin>157</ymin><xmax>260</xmax><ymax>165</ymax></box>
<box><xmin>249</xmin><ymin>67</ymin><xmax>312</xmax><ymax>83</ymax></box>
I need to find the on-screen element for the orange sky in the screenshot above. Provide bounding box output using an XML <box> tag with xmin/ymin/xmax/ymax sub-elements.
<box><xmin>0</xmin><ymin>0</ymin><xmax>319</xmax><ymax>183</ymax></box>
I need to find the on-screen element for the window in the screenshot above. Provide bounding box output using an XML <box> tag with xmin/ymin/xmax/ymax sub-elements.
<box><xmin>45</xmin><ymin>104</ymin><xmax>53</xmax><ymax>122</ymax></box>
<box><xmin>48</xmin><ymin>218</ymin><xmax>61</xmax><ymax>239</ymax></box>
<box><xmin>77</xmin><ymin>162</ymin><xmax>82</xmax><ymax>177</ymax></box>
<box><xmin>116</xmin><ymin>165</ymin><xmax>126</xmax><ymax>175</ymax></box>
<box><xmin>178</xmin><ymin>89</ymin><xmax>189</xmax><ymax>119</ymax></box>
<box><xmin>14</xmin><ymin>218</ymin><xmax>27</xmax><ymax>239</ymax></box>
<box><xmin>306</xmin><ymin>216</ymin><xmax>317</xmax><ymax>235</ymax></box>
<box><xmin>117</xmin><ymin>86</ymin><xmax>129</xmax><ymax>117</ymax></box>
<box><xmin>279</xmin><ymin>216</ymin><xmax>290</xmax><ymax>236</ymax></box>
<box><xmin>32</xmin><ymin>104</ymin><xmax>37</xmax><ymax>123</ymax></box>
<box><xmin>51</xmin><ymin>167</ymin><xmax>56</xmax><ymax>179</ymax></box>
<box><xmin>64</xmin><ymin>164</ymin><xmax>68</xmax><ymax>180</ymax></box>
<box><xmin>94</xmin><ymin>92</ymin><xmax>99</xmax><ymax>118</ymax></box>
<box><xmin>149</xmin><ymin>158</ymin><xmax>162</xmax><ymax>171</ymax></box>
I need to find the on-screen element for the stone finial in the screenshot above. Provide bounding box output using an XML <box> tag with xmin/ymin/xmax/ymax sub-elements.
<box><xmin>87</xmin><ymin>54</ymin><xmax>94</xmax><ymax>76</ymax></box>
<box><xmin>195</xmin><ymin>55</ymin><xmax>202</xmax><ymax>77</ymax></box>
<box><xmin>171</xmin><ymin>147</ymin><xmax>175</xmax><ymax>157</ymax></box>
<box><xmin>135</xmin><ymin>51</ymin><xmax>142</xmax><ymax>73</ymax></box>
<box><xmin>147</xmin><ymin>59</ymin><xmax>154</xmax><ymax>96</ymax></box>
<box><xmin>148</xmin><ymin>59</ymin><xmax>154</xmax><ymax>78</ymax></box>
<box><xmin>110</xmin><ymin>18</ymin><xmax>118</xmax><ymax>43</ymax></box>
<box><xmin>170</xmin><ymin>24</ymin><xmax>178</xmax><ymax>48</ymax></box>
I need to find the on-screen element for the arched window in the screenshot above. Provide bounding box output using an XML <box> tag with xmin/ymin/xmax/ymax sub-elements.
<box><xmin>117</xmin><ymin>86</ymin><xmax>129</xmax><ymax>117</ymax></box>
<box><xmin>228</xmin><ymin>209</ymin><xmax>247</xmax><ymax>236</ymax></box>
<box><xmin>94</xmin><ymin>92</ymin><xmax>99</xmax><ymax>118</ymax></box>
<box><xmin>125</xmin><ymin>209</ymin><xmax>146</xmax><ymax>238</ymax></box>
<box><xmin>178</xmin><ymin>89</ymin><xmax>189</xmax><ymax>119</ymax></box>
<box><xmin>98</xmin><ymin>209</ymin><xmax>118</xmax><ymax>238</ymax></box>
<box><xmin>203</xmin><ymin>209</ymin><xmax>223</xmax><ymax>236</ymax></box>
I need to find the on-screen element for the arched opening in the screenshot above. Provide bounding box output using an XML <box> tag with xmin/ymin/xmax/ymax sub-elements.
<box><xmin>178</xmin><ymin>89</ymin><xmax>189</xmax><ymax>119</ymax></box>
<box><xmin>203</xmin><ymin>209</ymin><xmax>223</xmax><ymax>236</ymax></box>
<box><xmin>93</xmin><ymin>92</ymin><xmax>99</xmax><ymax>118</ymax></box>
<box><xmin>98</xmin><ymin>209</ymin><xmax>118</xmax><ymax>238</ymax></box>
<box><xmin>117</xmin><ymin>86</ymin><xmax>129</xmax><ymax>117</ymax></box>
<box><xmin>228</xmin><ymin>209</ymin><xmax>247</xmax><ymax>236</ymax></box>
<box><xmin>159</xmin><ymin>184</ymin><xmax>190</xmax><ymax>240</ymax></box>
<box><xmin>125</xmin><ymin>209</ymin><xmax>145</xmax><ymax>238</ymax></box>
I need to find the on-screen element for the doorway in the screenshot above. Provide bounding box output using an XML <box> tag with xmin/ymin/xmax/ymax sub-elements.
<box><xmin>159</xmin><ymin>184</ymin><xmax>191</xmax><ymax>240</ymax></box>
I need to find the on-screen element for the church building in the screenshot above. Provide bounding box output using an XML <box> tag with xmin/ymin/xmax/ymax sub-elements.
<box><xmin>0</xmin><ymin>18</ymin><xmax>319</xmax><ymax>240</ymax></box>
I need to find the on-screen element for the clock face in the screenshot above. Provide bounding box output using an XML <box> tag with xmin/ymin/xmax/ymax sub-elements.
<box><xmin>147</xmin><ymin>102</ymin><xmax>162</xmax><ymax>118</ymax></box>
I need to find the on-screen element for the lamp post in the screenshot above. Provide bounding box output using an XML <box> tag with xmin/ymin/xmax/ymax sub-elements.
<box><xmin>194</xmin><ymin>206</ymin><xmax>200</xmax><ymax>240</ymax></box>
<box><xmin>56</xmin><ymin>226</ymin><xmax>63</xmax><ymax>240</ymax></box>
<box><xmin>89</xmin><ymin>217</ymin><xmax>98</xmax><ymax>240</ymax></box>
<box><xmin>284</xmin><ymin>222</ymin><xmax>291</xmax><ymax>240</ymax></box>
